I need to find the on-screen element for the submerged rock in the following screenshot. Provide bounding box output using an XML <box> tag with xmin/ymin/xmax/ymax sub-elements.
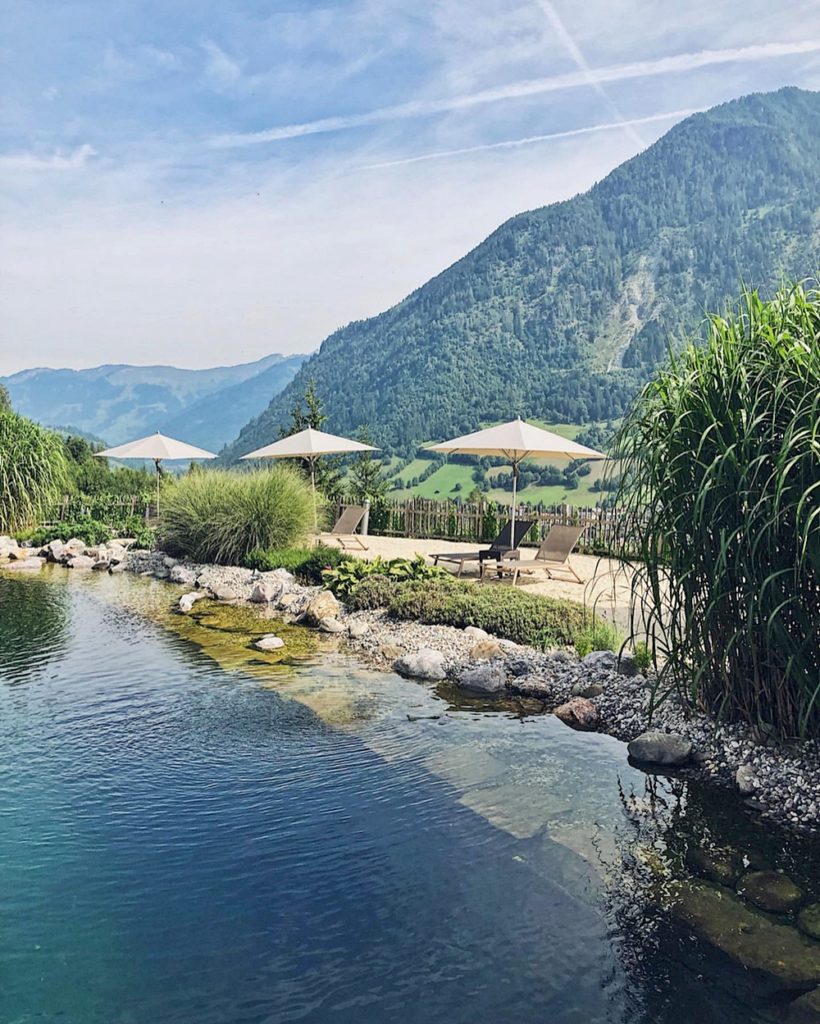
<box><xmin>179</xmin><ymin>591</ymin><xmax>207</xmax><ymax>613</ymax></box>
<box><xmin>798</xmin><ymin>905</ymin><xmax>820</xmax><ymax>941</ymax></box>
<box><xmin>685</xmin><ymin>847</ymin><xmax>742</xmax><ymax>887</ymax></box>
<box><xmin>554</xmin><ymin>697</ymin><xmax>599</xmax><ymax>731</ymax></box>
<box><xmin>393</xmin><ymin>648</ymin><xmax>447</xmax><ymax>682</ymax></box>
<box><xmin>627</xmin><ymin>730</ymin><xmax>692</xmax><ymax>766</ymax></box>
<box><xmin>737</xmin><ymin>870</ymin><xmax>805</xmax><ymax>914</ymax></box>
<box><xmin>786</xmin><ymin>988</ymin><xmax>820</xmax><ymax>1024</ymax></box>
<box><xmin>456</xmin><ymin>663</ymin><xmax>507</xmax><ymax>695</ymax></box>
<box><xmin>304</xmin><ymin>590</ymin><xmax>340</xmax><ymax>626</ymax></box>
<box><xmin>254</xmin><ymin>635</ymin><xmax>285</xmax><ymax>651</ymax></box>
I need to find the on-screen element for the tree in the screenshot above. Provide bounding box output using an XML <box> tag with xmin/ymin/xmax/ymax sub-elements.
<box><xmin>349</xmin><ymin>425</ymin><xmax>387</xmax><ymax>503</ymax></box>
<box><xmin>0</xmin><ymin>383</ymin><xmax>11</xmax><ymax>413</ymax></box>
<box><xmin>280</xmin><ymin>378</ymin><xmax>343</xmax><ymax>496</ymax></box>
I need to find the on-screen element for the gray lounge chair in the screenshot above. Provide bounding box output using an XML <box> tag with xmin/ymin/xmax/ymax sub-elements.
<box><xmin>481</xmin><ymin>524</ymin><xmax>586</xmax><ymax>585</ymax></box>
<box><xmin>330</xmin><ymin>504</ymin><xmax>369</xmax><ymax>550</ymax></box>
<box><xmin>432</xmin><ymin>519</ymin><xmax>535</xmax><ymax>577</ymax></box>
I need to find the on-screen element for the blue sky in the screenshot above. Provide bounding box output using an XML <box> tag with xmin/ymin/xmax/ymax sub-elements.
<box><xmin>1</xmin><ymin>0</ymin><xmax>819</xmax><ymax>374</ymax></box>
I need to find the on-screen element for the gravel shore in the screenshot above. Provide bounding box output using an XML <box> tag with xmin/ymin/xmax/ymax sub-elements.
<box><xmin>117</xmin><ymin>549</ymin><xmax>819</xmax><ymax>837</ymax></box>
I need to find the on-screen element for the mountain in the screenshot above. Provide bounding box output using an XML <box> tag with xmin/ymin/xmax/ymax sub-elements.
<box><xmin>2</xmin><ymin>353</ymin><xmax>307</xmax><ymax>448</ymax></box>
<box><xmin>224</xmin><ymin>87</ymin><xmax>820</xmax><ymax>458</ymax></box>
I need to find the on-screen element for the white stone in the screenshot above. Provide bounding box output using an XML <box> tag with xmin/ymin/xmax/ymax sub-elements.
<box><xmin>464</xmin><ymin>625</ymin><xmax>490</xmax><ymax>641</ymax></box>
<box><xmin>250</xmin><ymin>581</ymin><xmax>282</xmax><ymax>604</ymax></box>
<box><xmin>179</xmin><ymin>591</ymin><xmax>207</xmax><ymax>613</ymax></box>
<box><xmin>394</xmin><ymin>648</ymin><xmax>447</xmax><ymax>682</ymax></box>
<box><xmin>254</xmin><ymin>635</ymin><xmax>285</xmax><ymax>651</ymax></box>
<box><xmin>67</xmin><ymin>554</ymin><xmax>95</xmax><ymax>569</ymax></box>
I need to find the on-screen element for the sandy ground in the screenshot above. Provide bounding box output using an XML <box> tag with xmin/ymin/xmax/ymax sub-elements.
<box><xmin>317</xmin><ymin>532</ymin><xmax>636</xmax><ymax>629</ymax></box>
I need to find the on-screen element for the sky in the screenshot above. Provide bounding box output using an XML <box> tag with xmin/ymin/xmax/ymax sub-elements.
<box><xmin>1</xmin><ymin>0</ymin><xmax>819</xmax><ymax>376</ymax></box>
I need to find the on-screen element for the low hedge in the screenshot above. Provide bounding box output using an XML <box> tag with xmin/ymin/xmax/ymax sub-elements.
<box><xmin>347</xmin><ymin>577</ymin><xmax>587</xmax><ymax>649</ymax></box>
<box><xmin>243</xmin><ymin>544</ymin><xmax>346</xmax><ymax>583</ymax></box>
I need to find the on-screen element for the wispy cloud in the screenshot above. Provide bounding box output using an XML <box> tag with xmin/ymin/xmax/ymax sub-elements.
<box><xmin>211</xmin><ymin>39</ymin><xmax>820</xmax><ymax>148</ymax></box>
<box><xmin>533</xmin><ymin>0</ymin><xmax>645</xmax><ymax>147</ymax></box>
<box><xmin>362</xmin><ymin>108</ymin><xmax>701</xmax><ymax>169</ymax></box>
<box><xmin>0</xmin><ymin>144</ymin><xmax>96</xmax><ymax>172</ymax></box>
<box><xmin>201</xmin><ymin>39</ymin><xmax>243</xmax><ymax>86</ymax></box>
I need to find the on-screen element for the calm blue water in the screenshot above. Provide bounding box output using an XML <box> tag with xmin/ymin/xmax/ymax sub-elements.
<box><xmin>0</xmin><ymin>570</ymin><xmax>811</xmax><ymax>1023</ymax></box>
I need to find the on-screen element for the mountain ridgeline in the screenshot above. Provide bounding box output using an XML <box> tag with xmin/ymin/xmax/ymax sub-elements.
<box><xmin>224</xmin><ymin>87</ymin><xmax>820</xmax><ymax>457</ymax></box>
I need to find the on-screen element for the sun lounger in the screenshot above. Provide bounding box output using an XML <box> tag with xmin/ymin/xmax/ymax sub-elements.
<box><xmin>329</xmin><ymin>504</ymin><xmax>369</xmax><ymax>550</ymax></box>
<box><xmin>481</xmin><ymin>524</ymin><xmax>586</xmax><ymax>585</ymax></box>
<box><xmin>431</xmin><ymin>519</ymin><xmax>535</xmax><ymax>577</ymax></box>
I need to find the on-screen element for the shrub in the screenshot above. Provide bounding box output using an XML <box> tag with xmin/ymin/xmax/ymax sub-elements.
<box><xmin>632</xmin><ymin>641</ymin><xmax>652</xmax><ymax>675</ymax></box>
<box><xmin>157</xmin><ymin>466</ymin><xmax>313</xmax><ymax>565</ymax></box>
<box><xmin>345</xmin><ymin>574</ymin><xmax>396</xmax><ymax>610</ymax></box>
<box><xmin>322</xmin><ymin>555</ymin><xmax>450</xmax><ymax>599</ymax></box>
<box><xmin>20</xmin><ymin>516</ymin><xmax>112</xmax><ymax>548</ymax></box>
<box><xmin>0</xmin><ymin>412</ymin><xmax>67</xmax><ymax>533</ymax></box>
<box><xmin>574</xmin><ymin>619</ymin><xmax>622</xmax><ymax>659</ymax></box>
<box><xmin>118</xmin><ymin>515</ymin><xmax>155</xmax><ymax>551</ymax></box>
<box><xmin>243</xmin><ymin>544</ymin><xmax>345</xmax><ymax>583</ymax></box>
<box><xmin>614</xmin><ymin>283</ymin><xmax>820</xmax><ymax>738</ymax></box>
<box><xmin>381</xmin><ymin>579</ymin><xmax>587</xmax><ymax>648</ymax></box>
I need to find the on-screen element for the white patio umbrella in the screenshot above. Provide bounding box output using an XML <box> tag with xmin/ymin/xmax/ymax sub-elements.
<box><xmin>241</xmin><ymin>427</ymin><xmax>379</xmax><ymax>528</ymax></box>
<box><xmin>425</xmin><ymin>417</ymin><xmax>605</xmax><ymax>540</ymax></box>
<box><xmin>95</xmin><ymin>431</ymin><xmax>217</xmax><ymax>511</ymax></box>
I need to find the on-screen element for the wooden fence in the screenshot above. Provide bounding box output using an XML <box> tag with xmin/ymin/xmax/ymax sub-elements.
<box><xmin>335</xmin><ymin>497</ymin><xmax>641</xmax><ymax>555</ymax></box>
<box><xmin>50</xmin><ymin>494</ymin><xmax>153</xmax><ymax>522</ymax></box>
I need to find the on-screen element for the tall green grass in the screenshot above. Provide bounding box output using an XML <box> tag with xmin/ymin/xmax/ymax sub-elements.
<box><xmin>0</xmin><ymin>412</ymin><xmax>67</xmax><ymax>533</ymax></box>
<box><xmin>614</xmin><ymin>283</ymin><xmax>820</xmax><ymax>739</ymax></box>
<box><xmin>158</xmin><ymin>466</ymin><xmax>314</xmax><ymax>565</ymax></box>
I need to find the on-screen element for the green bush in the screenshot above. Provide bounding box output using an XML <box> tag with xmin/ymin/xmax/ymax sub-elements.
<box><xmin>345</xmin><ymin>574</ymin><xmax>397</xmax><ymax>610</ymax></box>
<box><xmin>118</xmin><ymin>515</ymin><xmax>155</xmax><ymax>551</ymax></box>
<box><xmin>157</xmin><ymin>466</ymin><xmax>314</xmax><ymax>566</ymax></box>
<box><xmin>371</xmin><ymin>579</ymin><xmax>586</xmax><ymax>648</ymax></box>
<box><xmin>322</xmin><ymin>555</ymin><xmax>450</xmax><ymax>599</ymax></box>
<box><xmin>243</xmin><ymin>544</ymin><xmax>345</xmax><ymax>583</ymax></box>
<box><xmin>0</xmin><ymin>412</ymin><xmax>67</xmax><ymax>533</ymax></box>
<box><xmin>20</xmin><ymin>517</ymin><xmax>112</xmax><ymax>547</ymax></box>
<box><xmin>615</xmin><ymin>283</ymin><xmax>820</xmax><ymax>738</ymax></box>
<box><xmin>574</xmin><ymin>619</ymin><xmax>622</xmax><ymax>659</ymax></box>
<box><xmin>632</xmin><ymin>641</ymin><xmax>652</xmax><ymax>675</ymax></box>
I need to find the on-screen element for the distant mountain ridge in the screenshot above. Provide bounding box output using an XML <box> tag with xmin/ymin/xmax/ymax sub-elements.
<box><xmin>223</xmin><ymin>86</ymin><xmax>820</xmax><ymax>458</ymax></box>
<box><xmin>2</xmin><ymin>353</ymin><xmax>307</xmax><ymax>449</ymax></box>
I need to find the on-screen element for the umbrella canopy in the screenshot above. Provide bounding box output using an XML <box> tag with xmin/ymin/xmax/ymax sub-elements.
<box><xmin>95</xmin><ymin>431</ymin><xmax>217</xmax><ymax>511</ymax></box>
<box><xmin>241</xmin><ymin>427</ymin><xmax>379</xmax><ymax>528</ymax></box>
<box><xmin>241</xmin><ymin>427</ymin><xmax>377</xmax><ymax>460</ymax></box>
<box><xmin>426</xmin><ymin>418</ymin><xmax>606</xmax><ymax>541</ymax></box>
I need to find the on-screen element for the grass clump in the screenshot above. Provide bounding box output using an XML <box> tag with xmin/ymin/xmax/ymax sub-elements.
<box><xmin>243</xmin><ymin>544</ymin><xmax>345</xmax><ymax>583</ymax></box>
<box><xmin>615</xmin><ymin>282</ymin><xmax>820</xmax><ymax>739</ymax></box>
<box><xmin>158</xmin><ymin>466</ymin><xmax>313</xmax><ymax>566</ymax></box>
<box><xmin>574</xmin><ymin>619</ymin><xmax>621</xmax><ymax>659</ymax></box>
<box><xmin>350</xmin><ymin>577</ymin><xmax>586</xmax><ymax>649</ymax></box>
<box><xmin>0</xmin><ymin>412</ymin><xmax>67</xmax><ymax>533</ymax></box>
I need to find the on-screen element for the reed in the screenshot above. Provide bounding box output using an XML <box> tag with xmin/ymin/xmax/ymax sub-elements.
<box><xmin>614</xmin><ymin>283</ymin><xmax>820</xmax><ymax>739</ymax></box>
<box><xmin>0</xmin><ymin>412</ymin><xmax>67</xmax><ymax>533</ymax></box>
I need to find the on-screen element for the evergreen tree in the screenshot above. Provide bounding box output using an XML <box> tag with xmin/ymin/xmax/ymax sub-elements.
<box><xmin>349</xmin><ymin>425</ymin><xmax>387</xmax><ymax>503</ymax></box>
<box><xmin>280</xmin><ymin>378</ymin><xmax>343</xmax><ymax>496</ymax></box>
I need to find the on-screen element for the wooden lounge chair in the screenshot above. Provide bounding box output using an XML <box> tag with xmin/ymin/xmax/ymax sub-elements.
<box><xmin>330</xmin><ymin>504</ymin><xmax>369</xmax><ymax>550</ymax></box>
<box><xmin>481</xmin><ymin>524</ymin><xmax>586</xmax><ymax>585</ymax></box>
<box><xmin>431</xmin><ymin>519</ymin><xmax>535</xmax><ymax>577</ymax></box>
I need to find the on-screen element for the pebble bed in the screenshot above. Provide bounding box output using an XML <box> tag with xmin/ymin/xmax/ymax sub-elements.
<box><xmin>82</xmin><ymin>549</ymin><xmax>820</xmax><ymax>837</ymax></box>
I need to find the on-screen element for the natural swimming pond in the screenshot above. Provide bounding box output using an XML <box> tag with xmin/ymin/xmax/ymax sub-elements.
<box><xmin>1</xmin><ymin>569</ymin><xmax>819</xmax><ymax>1024</ymax></box>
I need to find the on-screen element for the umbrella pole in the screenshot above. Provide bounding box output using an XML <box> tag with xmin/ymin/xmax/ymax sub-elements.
<box><xmin>510</xmin><ymin>459</ymin><xmax>518</xmax><ymax>548</ymax></box>
<box><xmin>155</xmin><ymin>458</ymin><xmax>162</xmax><ymax>516</ymax></box>
<box><xmin>310</xmin><ymin>458</ymin><xmax>318</xmax><ymax>531</ymax></box>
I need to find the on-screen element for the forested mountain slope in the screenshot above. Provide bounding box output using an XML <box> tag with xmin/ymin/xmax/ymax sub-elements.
<box><xmin>225</xmin><ymin>87</ymin><xmax>820</xmax><ymax>456</ymax></box>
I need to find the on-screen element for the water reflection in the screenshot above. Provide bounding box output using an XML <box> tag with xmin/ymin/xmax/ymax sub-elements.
<box><xmin>0</xmin><ymin>569</ymin><xmax>70</xmax><ymax>684</ymax></box>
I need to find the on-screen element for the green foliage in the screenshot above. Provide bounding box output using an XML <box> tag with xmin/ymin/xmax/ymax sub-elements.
<box><xmin>225</xmin><ymin>88</ymin><xmax>820</xmax><ymax>457</ymax></box>
<box><xmin>0</xmin><ymin>412</ymin><xmax>67</xmax><ymax>533</ymax></box>
<box><xmin>574</xmin><ymin>619</ymin><xmax>622</xmax><ymax>659</ymax></box>
<box><xmin>322</xmin><ymin>555</ymin><xmax>450</xmax><ymax>599</ymax></box>
<box><xmin>22</xmin><ymin>517</ymin><xmax>112</xmax><ymax>547</ymax></box>
<box><xmin>360</xmin><ymin>578</ymin><xmax>587</xmax><ymax>648</ymax></box>
<box><xmin>348</xmin><ymin>425</ymin><xmax>388</xmax><ymax>503</ymax></box>
<box><xmin>0</xmin><ymin>383</ymin><xmax>11</xmax><ymax>412</ymax></box>
<box><xmin>119</xmin><ymin>515</ymin><xmax>155</xmax><ymax>550</ymax></box>
<box><xmin>242</xmin><ymin>544</ymin><xmax>345</xmax><ymax>583</ymax></box>
<box><xmin>62</xmin><ymin>435</ymin><xmax>153</xmax><ymax>497</ymax></box>
<box><xmin>278</xmin><ymin>378</ymin><xmax>343</xmax><ymax>496</ymax></box>
<box><xmin>615</xmin><ymin>282</ymin><xmax>820</xmax><ymax>739</ymax></box>
<box><xmin>344</xmin><ymin>574</ymin><xmax>397</xmax><ymax>610</ymax></box>
<box><xmin>157</xmin><ymin>466</ymin><xmax>313</xmax><ymax>565</ymax></box>
<box><xmin>632</xmin><ymin>642</ymin><xmax>652</xmax><ymax>676</ymax></box>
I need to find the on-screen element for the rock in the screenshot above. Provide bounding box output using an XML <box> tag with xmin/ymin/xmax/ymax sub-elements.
<box><xmin>348</xmin><ymin>620</ymin><xmax>370</xmax><ymax>638</ymax></box>
<box><xmin>798</xmin><ymin>905</ymin><xmax>820</xmax><ymax>941</ymax></box>
<box><xmin>737</xmin><ymin>871</ymin><xmax>805</xmax><ymax>914</ymax></box>
<box><xmin>627</xmin><ymin>730</ymin><xmax>692</xmax><ymax>766</ymax></box>
<box><xmin>506</xmin><ymin>656</ymin><xmax>534</xmax><ymax>677</ymax></box>
<box><xmin>82</xmin><ymin>545</ymin><xmax>100</xmax><ymax>560</ymax></box>
<box><xmin>617</xmin><ymin>652</ymin><xmax>637</xmax><ymax>677</ymax></box>
<box><xmin>685</xmin><ymin>847</ymin><xmax>741</xmax><ymax>887</ymax></box>
<box><xmin>669</xmin><ymin>880</ymin><xmax>820</xmax><ymax>992</ymax></box>
<box><xmin>278</xmin><ymin>592</ymin><xmax>307</xmax><ymax>615</ymax></box>
<box><xmin>379</xmin><ymin>643</ymin><xmax>404</xmax><ymax>662</ymax></box>
<box><xmin>509</xmin><ymin>675</ymin><xmax>552</xmax><ymax>700</ymax></box>
<box><xmin>211</xmin><ymin>585</ymin><xmax>239</xmax><ymax>602</ymax></box>
<box><xmin>108</xmin><ymin>561</ymin><xmax>126</xmax><ymax>574</ymax></box>
<box><xmin>582</xmin><ymin>650</ymin><xmax>618</xmax><ymax>672</ymax></box>
<box><xmin>786</xmin><ymin>988</ymin><xmax>820</xmax><ymax>1024</ymax></box>
<box><xmin>179</xmin><ymin>591</ymin><xmax>207</xmax><ymax>613</ymax></box>
<box><xmin>63</xmin><ymin>538</ymin><xmax>85</xmax><ymax>554</ymax></box>
<box><xmin>470</xmin><ymin>639</ymin><xmax>504</xmax><ymax>661</ymax></box>
<box><xmin>393</xmin><ymin>648</ymin><xmax>447</xmax><ymax>682</ymax></box>
<box><xmin>67</xmin><ymin>554</ymin><xmax>95</xmax><ymax>570</ymax></box>
<box><xmin>456</xmin><ymin>663</ymin><xmax>507</xmax><ymax>695</ymax></box>
<box><xmin>554</xmin><ymin>697</ymin><xmax>599</xmax><ymax>731</ymax></box>
<box><xmin>92</xmin><ymin>559</ymin><xmax>110</xmax><ymax>571</ymax></box>
<box><xmin>169</xmin><ymin>564</ymin><xmax>198</xmax><ymax>586</ymax></box>
<box><xmin>4</xmin><ymin>557</ymin><xmax>44</xmax><ymax>571</ymax></box>
<box><xmin>254</xmin><ymin>635</ymin><xmax>285</xmax><ymax>651</ymax></box>
<box><xmin>304</xmin><ymin>590</ymin><xmax>341</xmax><ymax>626</ymax></box>
<box><xmin>163</xmin><ymin>556</ymin><xmax>178</xmax><ymax>568</ymax></box>
<box><xmin>571</xmin><ymin>681</ymin><xmax>604</xmax><ymax>698</ymax></box>
<box><xmin>250</xmin><ymin>582</ymin><xmax>282</xmax><ymax>604</ymax></box>
<box><xmin>318</xmin><ymin>617</ymin><xmax>346</xmax><ymax>633</ymax></box>
<box><xmin>46</xmin><ymin>539</ymin><xmax>65</xmax><ymax>561</ymax></box>
<box><xmin>736</xmin><ymin>764</ymin><xmax>756</xmax><ymax>796</ymax></box>
<box><xmin>463</xmin><ymin>625</ymin><xmax>490</xmax><ymax>641</ymax></box>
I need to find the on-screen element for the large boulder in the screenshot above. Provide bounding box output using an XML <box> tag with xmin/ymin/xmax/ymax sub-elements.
<box><xmin>304</xmin><ymin>590</ymin><xmax>341</xmax><ymax>626</ymax></box>
<box><xmin>46</xmin><ymin>539</ymin><xmax>65</xmax><ymax>562</ymax></box>
<box><xmin>63</xmin><ymin>538</ymin><xmax>85</xmax><ymax>555</ymax></box>
<box><xmin>582</xmin><ymin>650</ymin><xmax>618</xmax><ymax>672</ymax></box>
<box><xmin>685</xmin><ymin>847</ymin><xmax>742</xmax><ymax>887</ymax></box>
<box><xmin>250</xmin><ymin>581</ymin><xmax>282</xmax><ymax>604</ymax></box>
<box><xmin>169</xmin><ymin>564</ymin><xmax>198</xmax><ymax>586</ymax></box>
<box><xmin>463</xmin><ymin>625</ymin><xmax>490</xmax><ymax>641</ymax></box>
<box><xmin>786</xmin><ymin>989</ymin><xmax>820</xmax><ymax>1024</ymax></box>
<box><xmin>4</xmin><ymin>557</ymin><xmax>44</xmax><ymax>572</ymax></box>
<box><xmin>456</xmin><ymin>663</ymin><xmax>507</xmax><ymax>695</ymax></box>
<box><xmin>737</xmin><ymin>871</ymin><xmax>805</xmax><ymax>914</ymax></box>
<box><xmin>92</xmin><ymin>559</ymin><xmax>110</xmax><ymax>571</ymax></box>
<box><xmin>254</xmin><ymin>635</ymin><xmax>285</xmax><ymax>651</ymax></box>
<box><xmin>67</xmin><ymin>554</ymin><xmax>95</xmax><ymax>570</ymax></box>
<box><xmin>799</xmin><ymin>905</ymin><xmax>820</xmax><ymax>941</ymax></box>
<box><xmin>554</xmin><ymin>697</ymin><xmax>599</xmax><ymax>731</ymax></box>
<box><xmin>318</xmin><ymin>616</ymin><xmax>346</xmax><ymax>633</ymax></box>
<box><xmin>211</xmin><ymin>584</ymin><xmax>239</xmax><ymax>602</ymax></box>
<box><xmin>393</xmin><ymin>648</ymin><xmax>447</xmax><ymax>681</ymax></box>
<box><xmin>627</xmin><ymin>730</ymin><xmax>692</xmax><ymax>766</ymax></box>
